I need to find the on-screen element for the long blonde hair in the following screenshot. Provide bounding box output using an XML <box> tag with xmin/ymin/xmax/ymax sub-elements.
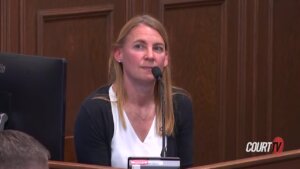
<box><xmin>108</xmin><ymin>15</ymin><xmax>174</xmax><ymax>136</ymax></box>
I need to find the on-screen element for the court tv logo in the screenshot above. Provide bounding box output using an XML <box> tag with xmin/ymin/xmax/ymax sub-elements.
<box><xmin>245</xmin><ymin>137</ymin><xmax>284</xmax><ymax>154</ymax></box>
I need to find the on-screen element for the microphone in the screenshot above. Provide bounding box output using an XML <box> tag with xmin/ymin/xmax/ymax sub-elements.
<box><xmin>151</xmin><ymin>66</ymin><xmax>162</xmax><ymax>81</ymax></box>
<box><xmin>151</xmin><ymin>67</ymin><xmax>167</xmax><ymax>157</ymax></box>
<box><xmin>0</xmin><ymin>113</ymin><xmax>8</xmax><ymax>131</ymax></box>
<box><xmin>128</xmin><ymin>67</ymin><xmax>180</xmax><ymax>168</ymax></box>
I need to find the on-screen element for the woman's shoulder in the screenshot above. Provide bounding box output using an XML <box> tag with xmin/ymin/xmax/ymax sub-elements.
<box><xmin>172</xmin><ymin>86</ymin><xmax>193</xmax><ymax>128</ymax></box>
<box><xmin>85</xmin><ymin>85</ymin><xmax>111</xmax><ymax>101</ymax></box>
<box><xmin>80</xmin><ymin>85</ymin><xmax>112</xmax><ymax>111</ymax></box>
<box><xmin>172</xmin><ymin>86</ymin><xmax>192</xmax><ymax>101</ymax></box>
<box><xmin>76</xmin><ymin>85</ymin><xmax>114</xmax><ymax>127</ymax></box>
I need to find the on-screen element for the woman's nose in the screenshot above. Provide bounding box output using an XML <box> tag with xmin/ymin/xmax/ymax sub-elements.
<box><xmin>145</xmin><ymin>47</ymin><xmax>154</xmax><ymax>59</ymax></box>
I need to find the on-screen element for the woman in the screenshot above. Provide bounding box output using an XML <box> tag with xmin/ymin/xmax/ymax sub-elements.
<box><xmin>74</xmin><ymin>14</ymin><xmax>193</xmax><ymax>168</ymax></box>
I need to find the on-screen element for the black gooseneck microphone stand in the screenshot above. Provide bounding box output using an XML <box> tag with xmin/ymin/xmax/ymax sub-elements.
<box><xmin>159</xmin><ymin>79</ymin><xmax>167</xmax><ymax>157</ymax></box>
<box><xmin>151</xmin><ymin>67</ymin><xmax>167</xmax><ymax>157</ymax></box>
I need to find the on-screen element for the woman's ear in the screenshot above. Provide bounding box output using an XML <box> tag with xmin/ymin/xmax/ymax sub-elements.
<box><xmin>113</xmin><ymin>48</ymin><xmax>123</xmax><ymax>63</ymax></box>
<box><xmin>163</xmin><ymin>52</ymin><xmax>169</xmax><ymax>67</ymax></box>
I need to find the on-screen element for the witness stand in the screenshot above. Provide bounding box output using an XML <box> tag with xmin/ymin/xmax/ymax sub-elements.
<box><xmin>49</xmin><ymin>161</ymin><xmax>118</xmax><ymax>169</ymax></box>
<box><xmin>49</xmin><ymin>149</ymin><xmax>300</xmax><ymax>169</ymax></box>
<box><xmin>190</xmin><ymin>148</ymin><xmax>300</xmax><ymax>169</ymax></box>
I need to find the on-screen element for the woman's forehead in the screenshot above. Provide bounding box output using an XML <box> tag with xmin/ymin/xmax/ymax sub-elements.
<box><xmin>125</xmin><ymin>24</ymin><xmax>165</xmax><ymax>44</ymax></box>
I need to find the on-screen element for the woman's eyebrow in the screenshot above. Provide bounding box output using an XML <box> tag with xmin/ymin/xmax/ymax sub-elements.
<box><xmin>133</xmin><ymin>39</ymin><xmax>165</xmax><ymax>46</ymax></box>
<box><xmin>133</xmin><ymin>39</ymin><xmax>146</xmax><ymax>44</ymax></box>
<box><xmin>153</xmin><ymin>42</ymin><xmax>165</xmax><ymax>46</ymax></box>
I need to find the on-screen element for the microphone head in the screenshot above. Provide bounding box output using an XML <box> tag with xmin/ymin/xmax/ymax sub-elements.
<box><xmin>151</xmin><ymin>67</ymin><xmax>162</xmax><ymax>80</ymax></box>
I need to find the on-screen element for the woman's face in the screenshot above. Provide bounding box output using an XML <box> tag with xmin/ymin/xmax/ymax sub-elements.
<box><xmin>114</xmin><ymin>24</ymin><xmax>168</xmax><ymax>85</ymax></box>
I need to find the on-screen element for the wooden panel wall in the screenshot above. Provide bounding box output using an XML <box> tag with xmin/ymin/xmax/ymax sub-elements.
<box><xmin>272</xmin><ymin>0</ymin><xmax>300</xmax><ymax>151</ymax></box>
<box><xmin>1</xmin><ymin>0</ymin><xmax>300</xmax><ymax>166</ymax></box>
<box><xmin>1</xmin><ymin>0</ymin><xmax>128</xmax><ymax>162</ymax></box>
<box><xmin>161</xmin><ymin>0</ymin><xmax>224</xmax><ymax>165</ymax></box>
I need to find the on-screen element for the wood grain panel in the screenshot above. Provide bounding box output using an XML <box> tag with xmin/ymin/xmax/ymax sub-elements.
<box><xmin>64</xmin><ymin>136</ymin><xmax>76</xmax><ymax>162</ymax></box>
<box><xmin>126</xmin><ymin>0</ymin><xmax>146</xmax><ymax>17</ymax></box>
<box><xmin>236</xmin><ymin>0</ymin><xmax>247</xmax><ymax>159</ymax></box>
<box><xmin>238</xmin><ymin>0</ymin><xmax>271</xmax><ymax>159</ymax></box>
<box><xmin>14</xmin><ymin>0</ymin><xmax>128</xmax><ymax>162</ymax></box>
<box><xmin>1</xmin><ymin>0</ymin><xmax>300</xmax><ymax>166</ymax></box>
<box><xmin>0</xmin><ymin>0</ymin><xmax>20</xmax><ymax>51</ymax></box>
<box><xmin>245</xmin><ymin>0</ymin><xmax>273</xmax><ymax>159</ymax></box>
<box><xmin>160</xmin><ymin>0</ymin><xmax>225</xmax><ymax>165</ymax></box>
<box><xmin>36</xmin><ymin>5</ymin><xmax>113</xmax><ymax>138</ymax></box>
<box><xmin>33</xmin><ymin>2</ymin><xmax>123</xmax><ymax>161</ymax></box>
<box><xmin>272</xmin><ymin>0</ymin><xmax>300</xmax><ymax>151</ymax></box>
<box><xmin>0</xmin><ymin>0</ymin><xmax>6</xmax><ymax>50</ymax></box>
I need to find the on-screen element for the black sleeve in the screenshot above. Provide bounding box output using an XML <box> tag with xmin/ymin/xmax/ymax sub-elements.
<box><xmin>175</xmin><ymin>94</ymin><xmax>194</xmax><ymax>168</ymax></box>
<box><xmin>74</xmin><ymin>99</ymin><xmax>113</xmax><ymax>166</ymax></box>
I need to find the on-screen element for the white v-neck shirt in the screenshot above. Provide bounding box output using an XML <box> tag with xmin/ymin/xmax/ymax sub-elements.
<box><xmin>109</xmin><ymin>86</ymin><xmax>162</xmax><ymax>168</ymax></box>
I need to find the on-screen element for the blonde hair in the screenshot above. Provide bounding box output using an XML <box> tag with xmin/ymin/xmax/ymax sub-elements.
<box><xmin>108</xmin><ymin>15</ymin><xmax>174</xmax><ymax>135</ymax></box>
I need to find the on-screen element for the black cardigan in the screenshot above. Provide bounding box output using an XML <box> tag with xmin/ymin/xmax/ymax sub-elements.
<box><xmin>74</xmin><ymin>85</ymin><xmax>194</xmax><ymax>168</ymax></box>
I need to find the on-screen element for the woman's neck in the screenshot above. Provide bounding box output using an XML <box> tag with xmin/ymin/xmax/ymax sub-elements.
<box><xmin>123</xmin><ymin>78</ymin><xmax>156</xmax><ymax>106</ymax></box>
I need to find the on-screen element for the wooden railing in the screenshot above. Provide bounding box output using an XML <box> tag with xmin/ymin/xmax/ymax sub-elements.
<box><xmin>49</xmin><ymin>149</ymin><xmax>300</xmax><ymax>169</ymax></box>
<box><xmin>49</xmin><ymin>161</ymin><xmax>118</xmax><ymax>169</ymax></box>
<box><xmin>190</xmin><ymin>149</ymin><xmax>300</xmax><ymax>169</ymax></box>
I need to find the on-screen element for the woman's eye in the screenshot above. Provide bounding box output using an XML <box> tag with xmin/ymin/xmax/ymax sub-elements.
<box><xmin>153</xmin><ymin>45</ymin><xmax>165</xmax><ymax>53</ymax></box>
<box><xmin>133</xmin><ymin>44</ymin><xmax>145</xmax><ymax>50</ymax></box>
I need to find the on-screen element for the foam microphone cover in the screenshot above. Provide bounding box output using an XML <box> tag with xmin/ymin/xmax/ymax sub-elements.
<box><xmin>151</xmin><ymin>67</ymin><xmax>162</xmax><ymax>80</ymax></box>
